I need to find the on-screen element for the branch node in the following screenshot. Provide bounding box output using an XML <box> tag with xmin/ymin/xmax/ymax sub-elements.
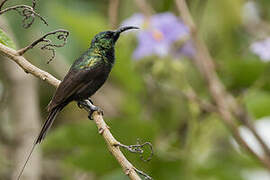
<box><xmin>98</xmin><ymin>127</ymin><xmax>105</xmax><ymax>135</ymax></box>
<box><xmin>124</xmin><ymin>168</ymin><xmax>132</xmax><ymax>175</ymax></box>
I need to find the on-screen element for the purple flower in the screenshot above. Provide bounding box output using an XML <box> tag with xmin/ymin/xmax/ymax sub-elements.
<box><xmin>250</xmin><ymin>38</ymin><xmax>270</xmax><ymax>62</ymax></box>
<box><xmin>122</xmin><ymin>12</ymin><xmax>195</xmax><ymax>60</ymax></box>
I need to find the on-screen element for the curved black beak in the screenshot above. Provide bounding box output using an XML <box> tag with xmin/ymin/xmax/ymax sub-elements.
<box><xmin>113</xmin><ymin>26</ymin><xmax>139</xmax><ymax>41</ymax></box>
<box><xmin>115</xmin><ymin>26</ymin><xmax>139</xmax><ymax>34</ymax></box>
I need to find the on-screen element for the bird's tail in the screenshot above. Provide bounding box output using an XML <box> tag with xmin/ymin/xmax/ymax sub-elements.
<box><xmin>17</xmin><ymin>104</ymin><xmax>65</xmax><ymax>180</ymax></box>
<box><xmin>35</xmin><ymin>104</ymin><xmax>64</xmax><ymax>144</ymax></box>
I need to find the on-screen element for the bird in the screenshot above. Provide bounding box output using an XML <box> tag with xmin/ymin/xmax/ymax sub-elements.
<box><xmin>17</xmin><ymin>26</ymin><xmax>138</xmax><ymax>180</ymax></box>
<box><xmin>38</xmin><ymin>26</ymin><xmax>138</xmax><ymax>144</ymax></box>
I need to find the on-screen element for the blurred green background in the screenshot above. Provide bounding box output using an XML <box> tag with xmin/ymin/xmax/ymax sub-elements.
<box><xmin>1</xmin><ymin>0</ymin><xmax>270</xmax><ymax>180</ymax></box>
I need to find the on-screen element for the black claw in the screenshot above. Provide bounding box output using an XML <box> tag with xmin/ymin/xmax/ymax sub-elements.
<box><xmin>77</xmin><ymin>102</ymin><xmax>80</xmax><ymax>107</ymax></box>
<box><xmin>97</xmin><ymin>108</ymin><xmax>104</xmax><ymax>115</ymax></box>
<box><xmin>88</xmin><ymin>111</ymin><xmax>94</xmax><ymax>120</ymax></box>
<box><xmin>88</xmin><ymin>106</ymin><xmax>103</xmax><ymax>120</ymax></box>
<box><xmin>91</xmin><ymin>106</ymin><xmax>98</xmax><ymax>111</ymax></box>
<box><xmin>77</xmin><ymin>101</ymin><xmax>83</xmax><ymax>108</ymax></box>
<box><xmin>88</xmin><ymin>98</ymin><xmax>94</xmax><ymax>104</ymax></box>
<box><xmin>77</xmin><ymin>100</ymin><xmax>103</xmax><ymax>120</ymax></box>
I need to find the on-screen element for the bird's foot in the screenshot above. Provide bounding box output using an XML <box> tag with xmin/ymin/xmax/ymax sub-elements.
<box><xmin>88</xmin><ymin>105</ymin><xmax>103</xmax><ymax>120</ymax></box>
<box><xmin>77</xmin><ymin>100</ymin><xmax>87</xmax><ymax>109</ymax></box>
<box><xmin>77</xmin><ymin>100</ymin><xmax>103</xmax><ymax>120</ymax></box>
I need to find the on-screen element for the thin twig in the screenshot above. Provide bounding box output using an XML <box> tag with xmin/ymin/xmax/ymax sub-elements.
<box><xmin>0</xmin><ymin>0</ymin><xmax>8</xmax><ymax>10</ymax></box>
<box><xmin>0</xmin><ymin>42</ymin><xmax>152</xmax><ymax>180</ymax></box>
<box><xmin>232</xmin><ymin>108</ymin><xmax>270</xmax><ymax>158</ymax></box>
<box><xmin>182</xmin><ymin>88</ymin><xmax>218</xmax><ymax>113</ymax></box>
<box><xmin>144</xmin><ymin>75</ymin><xmax>217</xmax><ymax>114</ymax></box>
<box><xmin>31</xmin><ymin>0</ymin><xmax>36</xmax><ymax>9</ymax></box>
<box><xmin>133</xmin><ymin>0</ymin><xmax>154</xmax><ymax>17</ymax></box>
<box><xmin>134</xmin><ymin>167</ymin><xmax>153</xmax><ymax>180</ymax></box>
<box><xmin>108</xmin><ymin>0</ymin><xmax>119</xmax><ymax>29</ymax></box>
<box><xmin>17</xmin><ymin>29</ymin><xmax>69</xmax><ymax>64</ymax></box>
<box><xmin>0</xmin><ymin>0</ymin><xmax>47</xmax><ymax>28</ymax></box>
<box><xmin>175</xmin><ymin>0</ymin><xmax>270</xmax><ymax>170</ymax></box>
<box><xmin>116</xmin><ymin>140</ymin><xmax>154</xmax><ymax>162</ymax></box>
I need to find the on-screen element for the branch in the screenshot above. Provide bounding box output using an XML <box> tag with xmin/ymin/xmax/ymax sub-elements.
<box><xmin>108</xmin><ymin>0</ymin><xmax>119</xmax><ymax>29</ymax></box>
<box><xmin>181</xmin><ymin>88</ymin><xmax>218</xmax><ymax>113</ymax></box>
<box><xmin>0</xmin><ymin>0</ymin><xmax>8</xmax><ymax>10</ymax></box>
<box><xmin>0</xmin><ymin>43</ymin><xmax>60</xmax><ymax>86</ymax></box>
<box><xmin>133</xmin><ymin>0</ymin><xmax>154</xmax><ymax>17</ymax></box>
<box><xmin>117</xmin><ymin>140</ymin><xmax>153</xmax><ymax>162</ymax></box>
<box><xmin>0</xmin><ymin>42</ymin><xmax>152</xmax><ymax>180</ymax></box>
<box><xmin>144</xmin><ymin>75</ymin><xmax>217</xmax><ymax>114</ymax></box>
<box><xmin>17</xmin><ymin>29</ymin><xmax>69</xmax><ymax>64</ymax></box>
<box><xmin>0</xmin><ymin>0</ymin><xmax>48</xmax><ymax>28</ymax></box>
<box><xmin>232</xmin><ymin>108</ymin><xmax>270</xmax><ymax>158</ymax></box>
<box><xmin>175</xmin><ymin>0</ymin><xmax>270</xmax><ymax>169</ymax></box>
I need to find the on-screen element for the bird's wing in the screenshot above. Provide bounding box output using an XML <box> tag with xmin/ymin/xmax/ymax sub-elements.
<box><xmin>47</xmin><ymin>56</ymin><xmax>105</xmax><ymax>111</ymax></box>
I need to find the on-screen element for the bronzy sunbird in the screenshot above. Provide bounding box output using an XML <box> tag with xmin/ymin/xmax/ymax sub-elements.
<box><xmin>17</xmin><ymin>26</ymin><xmax>138</xmax><ymax>180</ymax></box>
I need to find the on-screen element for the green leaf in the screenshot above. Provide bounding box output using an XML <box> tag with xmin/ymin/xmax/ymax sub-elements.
<box><xmin>0</xmin><ymin>28</ymin><xmax>16</xmax><ymax>49</ymax></box>
<box><xmin>244</xmin><ymin>90</ymin><xmax>270</xmax><ymax>118</ymax></box>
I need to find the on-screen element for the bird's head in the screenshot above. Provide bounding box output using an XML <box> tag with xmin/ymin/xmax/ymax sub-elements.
<box><xmin>91</xmin><ymin>26</ymin><xmax>139</xmax><ymax>50</ymax></box>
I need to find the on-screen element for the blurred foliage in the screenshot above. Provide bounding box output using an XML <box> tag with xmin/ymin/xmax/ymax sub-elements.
<box><xmin>1</xmin><ymin>0</ymin><xmax>270</xmax><ymax>179</ymax></box>
<box><xmin>0</xmin><ymin>28</ymin><xmax>15</xmax><ymax>49</ymax></box>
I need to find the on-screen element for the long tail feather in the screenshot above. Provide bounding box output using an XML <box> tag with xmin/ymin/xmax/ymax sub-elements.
<box><xmin>17</xmin><ymin>104</ymin><xmax>64</xmax><ymax>180</ymax></box>
<box><xmin>16</xmin><ymin>144</ymin><xmax>36</xmax><ymax>180</ymax></box>
<box><xmin>35</xmin><ymin>105</ymin><xmax>63</xmax><ymax>144</ymax></box>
